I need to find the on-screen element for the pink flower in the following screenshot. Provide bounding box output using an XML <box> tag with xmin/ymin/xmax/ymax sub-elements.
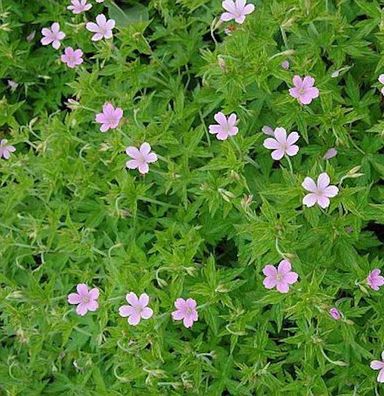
<box><xmin>86</xmin><ymin>14</ymin><xmax>115</xmax><ymax>41</ymax></box>
<box><xmin>171</xmin><ymin>298</ymin><xmax>198</xmax><ymax>328</ymax></box>
<box><xmin>329</xmin><ymin>308</ymin><xmax>341</xmax><ymax>320</ymax></box>
<box><xmin>119</xmin><ymin>292</ymin><xmax>153</xmax><ymax>326</ymax></box>
<box><xmin>126</xmin><ymin>142</ymin><xmax>158</xmax><ymax>174</ymax></box>
<box><xmin>95</xmin><ymin>103</ymin><xmax>123</xmax><ymax>132</ymax></box>
<box><xmin>323</xmin><ymin>148</ymin><xmax>337</xmax><ymax>160</ymax></box>
<box><xmin>281</xmin><ymin>60</ymin><xmax>290</xmax><ymax>70</ymax></box>
<box><xmin>370</xmin><ymin>352</ymin><xmax>384</xmax><ymax>383</ymax></box>
<box><xmin>67</xmin><ymin>283</ymin><xmax>99</xmax><ymax>316</ymax></box>
<box><xmin>41</xmin><ymin>23</ymin><xmax>65</xmax><ymax>49</ymax></box>
<box><xmin>0</xmin><ymin>139</ymin><xmax>16</xmax><ymax>159</ymax></box>
<box><xmin>263</xmin><ymin>127</ymin><xmax>299</xmax><ymax>160</ymax></box>
<box><xmin>367</xmin><ymin>269</ymin><xmax>384</xmax><ymax>291</ymax></box>
<box><xmin>378</xmin><ymin>74</ymin><xmax>384</xmax><ymax>95</ymax></box>
<box><xmin>289</xmin><ymin>75</ymin><xmax>319</xmax><ymax>105</ymax></box>
<box><xmin>262</xmin><ymin>260</ymin><xmax>298</xmax><ymax>293</ymax></box>
<box><xmin>221</xmin><ymin>0</ymin><xmax>255</xmax><ymax>24</ymax></box>
<box><xmin>262</xmin><ymin>125</ymin><xmax>274</xmax><ymax>136</ymax></box>
<box><xmin>209</xmin><ymin>112</ymin><xmax>239</xmax><ymax>140</ymax></box>
<box><xmin>61</xmin><ymin>47</ymin><xmax>83</xmax><ymax>68</ymax></box>
<box><xmin>67</xmin><ymin>0</ymin><xmax>92</xmax><ymax>14</ymax></box>
<box><xmin>302</xmin><ymin>173</ymin><xmax>339</xmax><ymax>208</ymax></box>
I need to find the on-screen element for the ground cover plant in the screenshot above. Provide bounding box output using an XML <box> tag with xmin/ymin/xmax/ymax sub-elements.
<box><xmin>1</xmin><ymin>0</ymin><xmax>384</xmax><ymax>394</ymax></box>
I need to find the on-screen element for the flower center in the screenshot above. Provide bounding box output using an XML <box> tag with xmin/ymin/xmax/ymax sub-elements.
<box><xmin>276</xmin><ymin>273</ymin><xmax>283</xmax><ymax>282</ymax></box>
<box><xmin>81</xmin><ymin>295</ymin><xmax>90</xmax><ymax>304</ymax></box>
<box><xmin>299</xmin><ymin>88</ymin><xmax>305</xmax><ymax>95</ymax></box>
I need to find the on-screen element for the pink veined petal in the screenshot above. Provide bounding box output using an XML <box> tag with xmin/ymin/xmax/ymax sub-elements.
<box><xmin>102</xmin><ymin>103</ymin><xmax>114</xmax><ymax>115</ymax></box>
<box><xmin>262</xmin><ymin>126</ymin><xmax>274</xmax><ymax>135</ymax></box>
<box><xmin>292</xmin><ymin>75</ymin><xmax>303</xmax><ymax>88</ymax></box>
<box><xmin>371</xmin><ymin>360</ymin><xmax>384</xmax><ymax>370</ymax></box>
<box><xmin>100</xmin><ymin>122</ymin><xmax>110</xmax><ymax>132</ymax></box>
<box><xmin>285</xmin><ymin>145</ymin><xmax>299</xmax><ymax>157</ymax></box>
<box><xmin>234</xmin><ymin>15</ymin><xmax>246</xmax><ymax>24</ymax></box>
<box><xmin>381</xmin><ymin>351</ymin><xmax>384</xmax><ymax>361</ymax></box>
<box><xmin>380</xmin><ymin>87</ymin><xmax>384</xmax><ymax>95</ymax></box>
<box><xmin>114</xmin><ymin>107</ymin><xmax>123</xmax><ymax>120</ymax></box>
<box><xmin>302</xmin><ymin>76</ymin><xmax>315</xmax><ymax>88</ymax></box>
<box><xmin>86</xmin><ymin>300</ymin><xmax>99</xmax><ymax>311</ymax></box>
<box><xmin>324</xmin><ymin>185</ymin><xmax>339</xmax><ymax>198</ymax></box>
<box><xmin>186</xmin><ymin>298</ymin><xmax>197</xmax><ymax>309</ymax></box>
<box><xmin>271</xmin><ymin>149</ymin><xmax>285</xmax><ymax>160</ymax></box>
<box><xmin>286</xmin><ymin>132</ymin><xmax>299</xmax><ymax>145</ymax></box>
<box><xmin>95</xmin><ymin>113</ymin><xmax>107</xmax><ymax>124</ymax></box>
<box><xmin>289</xmin><ymin>87</ymin><xmax>301</xmax><ymax>99</ymax></box>
<box><xmin>119</xmin><ymin>305</ymin><xmax>135</xmax><ymax>317</ymax></box>
<box><xmin>276</xmin><ymin>282</ymin><xmax>290</xmax><ymax>293</ymax></box>
<box><xmin>96</xmin><ymin>14</ymin><xmax>107</xmax><ymax>26</ymax></box>
<box><xmin>92</xmin><ymin>32</ymin><xmax>103</xmax><ymax>41</ymax></box>
<box><xmin>2</xmin><ymin>150</ymin><xmax>10</xmax><ymax>159</ymax></box>
<box><xmin>299</xmin><ymin>92</ymin><xmax>315</xmax><ymax>105</ymax></box>
<box><xmin>89</xmin><ymin>288</ymin><xmax>99</xmax><ymax>300</ymax></box>
<box><xmin>378</xmin><ymin>368</ymin><xmax>384</xmax><ymax>383</ymax></box>
<box><xmin>41</xmin><ymin>28</ymin><xmax>51</xmax><ymax>36</ymax></box>
<box><xmin>56</xmin><ymin>32</ymin><xmax>65</xmax><ymax>40</ymax></box>
<box><xmin>317</xmin><ymin>172</ymin><xmax>330</xmax><ymax>190</ymax></box>
<box><xmin>376</xmin><ymin>275</ymin><xmax>384</xmax><ymax>287</ymax></box>
<box><xmin>263</xmin><ymin>138</ymin><xmax>280</xmax><ymax>150</ymax></box>
<box><xmin>76</xmin><ymin>303</ymin><xmax>88</xmax><ymax>316</ymax></box>
<box><xmin>146</xmin><ymin>153</ymin><xmax>158</xmax><ymax>163</ymax></box>
<box><xmin>214</xmin><ymin>112</ymin><xmax>227</xmax><ymax>125</ymax></box>
<box><xmin>222</xmin><ymin>0</ymin><xmax>237</xmax><ymax>13</ymax></box>
<box><xmin>371</xmin><ymin>269</ymin><xmax>381</xmax><ymax>277</ymax></box>
<box><xmin>278</xmin><ymin>259</ymin><xmax>292</xmax><ymax>275</ymax></box>
<box><xmin>227</xmin><ymin>113</ymin><xmax>237</xmax><ymax>127</ymax></box>
<box><xmin>51</xmin><ymin>23</ymin><xmax>60</xmax><ymax>33</ymax></box>
<box><xmin>128</xmin><ymin>313</ymin><xmax>141</xmax><ymax>325</ymax></box>
<box><xmin>172</xmin><ymin>309</ymin><xmax>185</xmax><ymax>320</ymax></box>
<box><xmin>126</xmin><ymin>159</ymin><xmax>139</xmax><ymax>169</ymax></box>
<box><xmin>307</xmin><ymin>86</ymin><xmax>319</xmax><ymax>98</ymax></box>
<box><xmin>317</xmin><ymin>195</ymin><xmax>330</xmax><ymax>209</ymax></box>
<box><xmin>263</xmin><ymin>276</ymin><xmax>277</xmax><ymax>289</ymax></box>
<box><xmin>140</xmin><ymin>142</ymin><xmax>151</xmax><ymax>155</ymax></box>
<box><xmin>68</xmin><ymin>293</ymin><xmax>81</xmax><ymax>304</ymax></box>
<box><xmin>106</xmin><ymin>19</ymin><xmax>115</xmax><ymax>30</ymax></box>
<box><xmin>86</xmin><ymin>22</ymin><xmax>100</xmax><ymax>32</ymax></box>
<box><xmin>141</xmin><ymin>307</ymin><xmax>153</xmax><ymax>319</ymax></box>
<box><xmin>243</xmin><ymin>4</ymin><xmax>255</xmax><ymax>15</ymax></box>
<box><xmin>74</xmin><ymin>49</ymin><xmax>83</xmax><ymax>57</ymax></box>
<box><xmin>138</xmin><ymin>163</ymin><xmax>149</xmax><ymax>174</ymax></box>
<box><xmin>183</xmin><ymin>316</ymin><xmax>194</xmax><ymax>328</ymax></box>
<box><xmin>41</xmin><ymin>37</ymin><xmax>52</xmax><ymax>45</ymax></box>
<box><xmin>221</xmin><ymin>12</ymin><xmax>235</xmax><ymax>21</ymax></box>
<box><xmin>174</xmin><ymin>298</ymin><xmax>187</xmax><ymax>310</ymax></box>
<box><xmin>216</xmin><ymin>131</ymin><xmax>229</xmax><ymax>140</ymax></box>
<box><xmin>138</xmin><ymin>293</ymin><xmax>149</xmax><ymax>307</ymax></box>
<box><xmin>302</xmin><ymin>177</ymin><xmax>317</xmax><ymax>193</ymax></box>
<box><xmin>209</xmin><ymin>125</ymin><xmax>223</xmax><ymax>135</ymax></box>
<box><xmin>52</xmin><ymin>40</ymin><xmax>61</xmax><ymax>50</ymax></box>
<box><xmin>284</xmin><ymin>271</ymin><xmax>298</xmax><ymax>285</ymax></box>
<box><xmin>235</xmin><ymin>0</ymin><xmax>246</xmax><ymax>8</ymax></box>
<box><xmin>228</xmin><ymin>126</ymin><xmax>238</xmax><ymax>136</ymax></box>
<box><xmin>379</xmin><ymin>74</ymin><xmax>384</xmax><ymax>84</ymax></box>
<box><xmin>103</xmin><ymin>30</ymin><xmax>113</xmax><ymax>39</ymax></box>
<box><xmin>126</xmin><ymin>146</ymin><xmax>140</xmax><ymax>158</ymax></box>
<box><xmin>303</xmin><ymin>193</ymin><xmax>318</xmax><ymax>207</ymax></box>
<box><xmin>77</xmin><ymin>283</ymin><xmax>89</xmax><ymax>296</ymax></box>
<box><xmin>273</xmin><ymin>127</ymin><xmax>287</xmax><ymax>144</ymax></box>
<box><xmin>126</xmin><ymin>292</ymin><xmax>139</xmax><ymax>306</ymax></box>
<box><xmin>263</xmin><ymin>265</ymin><xmax>277</xmax><ymax>277</ymax></box>
<box><xmin>189</xmin><ymin>310</ymin><xmax>198</xmax><ymax>321</ymax></box>
<box><xmin>7</xmin><ymin>146</ymin><xmax>16</xmax><ymax>153</ymax></box>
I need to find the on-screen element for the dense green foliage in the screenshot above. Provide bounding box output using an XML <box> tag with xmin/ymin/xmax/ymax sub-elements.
<box><xmin>1</xmin><ymin>0</ymin><xmax>384</xmax><ymax>394</ymax></box>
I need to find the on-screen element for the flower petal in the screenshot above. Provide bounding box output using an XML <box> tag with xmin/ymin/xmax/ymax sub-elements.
<box><xmin>126</xmin><ymin>292</ymin><xmax>139</xmax><ymax>305</ymax></box>
<box><xmin>138</xmin><ymin>293</ymin><xmax>149</xmax><ymax>307</ymax></box>
<box><xmin>278</xmin><ymin>259</ymin><xmax>292</xmax><ymax>275</ymax></box>
<box><xmin>141</xmin><ymin>307</ymin><xmax>153</xmax><ymax>319</ymax></box>
<box><xmin>273</xmin><ymin>127</ymin><xmax>287</xmax><ymax>144</ymax></box>
<box><xmin>317</xmin><ymin>173</ymin><xmax>330</xmax><ymax>190</ymax></box>
<box><xmin>128</xmin><ymin>313</ymin><xmax>141</xmax><ymax>325</ymax></box>
<box><xmin>302</xmin><ymin>177</ymin><xmax>317</xmax><ymax>193</ymax></box>
<box><xmin>76</xmin><ymin>283</ymin><xmax>89</xmax><ymax>296</ymax></box>
<box><xmin>68</xmin><ymin>293</ymin><xmax>81</xmax><ymax>304</ymax></box>
<box><xmin>303</xmin><ymin>193</ymin><xmax>318</xmax><ymax>207</ymax></box>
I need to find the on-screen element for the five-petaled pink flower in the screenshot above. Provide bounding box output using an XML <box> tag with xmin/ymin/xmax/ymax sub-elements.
<box><xmin>41</xmin><ymin>23</ymin><xmax>65</xmax><ymax>49</ymax></box>
<box><xmin>172</xmin><ymin>298</ymin><xmax>198</xmax><ymax>328</ymax></box>
<box><xmin>0</xmin><ymin>139</ymin><xmax>16</xmax><ymax>159</ymax></box>
<box><xmin>119</xmin><ymin>292</ymin><xmax>153</xmax><ymax>326</ymax></box>
<box><xmin>263</xmin><ymin>127</ymin><xmax>299</xmax><ymax>160</ymax></box>
<box><xmin>61</xmin><ymin>47</ymin><xmax>83</xmax><ymax>68</ymax></box>
<box><xmin>367</xmin><ymin>269</ymin><xmax>384</xmax><ymax>291</ymax></box>
<box><xmin>209</xmin><ymin>112</ymin><xmax>239</xmax><ymax>140</ymax></box>
<box><xmin>329</xmin><ymin>307</ymin><xmax>341</xmax><ymax>320</ymax></box>
<box><xmin>126</xmin><ymin>142</ymin><xmax>158</xmax><ymax>174</ymax></box>
<box><xmin>263</xmin><ymin>260</ymin><xmax>298</xmax><ymax>293</ymax></box>
<box><xmin>302</xmin><ymin>173</ymin><xmax>339</xmax><ymax>209</ymax></box>
<box><xmin>289</xmin><ymin>75</ymin><xmax>319</xmax><ymax>105</ymax></box>
<box><xmin>67</xmin><ymin>283</ymin><xmax>99</xmax><ymax>316</ymax></box>
<box><xmin>67</xmin><ymin>0</ymin><xmax>92</xmax><ymax>14</ymax></box>
<box><xmin>86</xmin><ymin>14</ymin><xmax>115</xmax><ymax>41</ymax></box>
<box><xmin>370</xmin><ymin>352</ymin><xmax>384</xmax><ymax>383</ymax></box>
<box><xmin>95</xmin><ymin>103</ymin><xmax>123</xmax><ymax>132</ymax></box>
<box><xmin>221</xmin><ymin>0</ymin><xmax>255</xmax><ymax>24</ymax></box>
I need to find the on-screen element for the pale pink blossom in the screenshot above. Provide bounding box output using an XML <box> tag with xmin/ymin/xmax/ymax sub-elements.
<box><xmin>95</xmin><ymin>103</ymin><xmax>123</xmax><ymax>132</ymax></box>
<box><xmin>67</xmin><ymin>284</ymin><xmax>99</xmax><ymax>316</ymax></box>
<box><xmin>263</xmin><ymin>127</ymin><xmax>299</xmax><ymax>160</ymax></box>
<box><xmin>329</xmin><ymin>307</ymin><xmax>341</xmax><ymax>320</ymax></box>
<box><xmin>323</xmin><ymin>148</ymin><xmax>337</xmax><ymax>160</ymax></box>
<box><xmin>172</xmin><ymin>298</ymin><xmax>198</xmax><ymax>328</ymax></box>
<box><xmin>126</xmin><ymin>143</ymin><xmax>158</xmax><ymax>174</ymax></box>
<box><xmin>367</xmin><ymin>269</ymin><xmax>384</xmax><ymax>291</ymax></box>
<box><xmin>370</xmin><ymin>352</ymin><xmax>384</xmax><ymax>383</ymax></box>
<box><xmin>86</xmin><ymin>14</ymin><xmax>115</xmax><ymax>41</ymax></box>
<box><xmin>221</xmin><ymin>0</ymin><xmax>255</xmax><ymax>24</ymax></box>
<box><xmin>263</xmin><ymin>260</ymin><xmax>298</xmax><ymax>293</ymax></box>
<box><xmin>289</xmin><ymin>75</ymin><xmax>319</xmax><ymax>105</ymax></box>
<box><xmin>67</xmin><ymin>0</ymin><xmax>92</xmax><ymax>14</ymax></box>
<box><xmin>302</xmin><ymin>173</ymin><xmax>339</xmax><ymax>208</ymax></box>
<box><xmin>119</xmin><ymin>292</ymin><xmax>153</xmax><ymax>326</ymax></box>
<box><xmin>378</xmin><ymin>74</ymin><xmax>384</xmax><ymax>95</ymax></box>
<box><xmin>41</xmin><ymin>23</ymin><xmax>65</xmax><ymax>49</ymax></box>
<box><xmin>61</xmin><ymin>47</ymin><xmax>83</xmax><ymax>68</ymax></box>
<box><xmin>281</xmin><ymin>60</ymin><xmax>290</xmax><ymax>70</ymax></box>
<box><xmin>0</xmin><ymin>139</ymin><xmax>16</xmax><ymax>159</ymax></box>
<box><xmin>209</xmin><ymin>112</ymin><xmax>238</xmax><ymax>140</ymax></box>
<box><xmin>262</xmin><ymin>125</ymin><xmax>274</xmax><ymax>136</ymax></box>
